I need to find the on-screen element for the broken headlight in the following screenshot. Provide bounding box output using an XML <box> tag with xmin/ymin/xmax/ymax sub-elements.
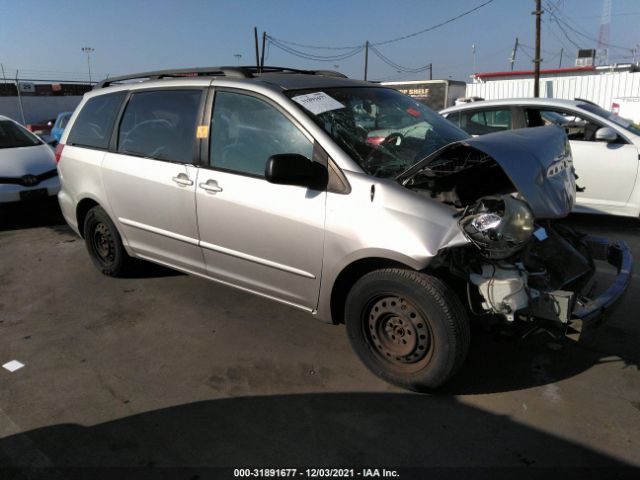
<box><xmin>460</xmin><ymin>195</ymin><xmax>534</xmax><ymax>259</ymax></box>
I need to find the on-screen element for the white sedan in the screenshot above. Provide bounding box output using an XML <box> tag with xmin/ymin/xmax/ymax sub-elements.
<box><xmin>0</xmin><ymin>115</ymin><xmax>60</xmax><ymax>203</ymax></box>
<box><xmin>440</xmin><ymin>98</ymin><xmax>640</xmax><ymax>217</ymax></box>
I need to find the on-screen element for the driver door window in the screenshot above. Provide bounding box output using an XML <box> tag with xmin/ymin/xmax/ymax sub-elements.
<box><xmin>210</xmin><ymin>91</ymin><xmax>313</xmax><ymax>177</ymax></box>
<box><xmin>524</xmin><ymin>109</ymin><xmax>601</xmax><ymax>142</ymax></box>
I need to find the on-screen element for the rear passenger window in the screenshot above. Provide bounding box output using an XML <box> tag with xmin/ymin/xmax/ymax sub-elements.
<box><xmin>460</xmin><ymin>109</ymin><xmax>512</xmax><ymax>135</ymax></box>
<box><xmin>445</xmin><ymin>112</ymin><xmax>460</xmax><ymax>127</ymax></box>
<box><xmin>210</xmin><ymin>91</ymin><xmax>313</xmax><ymax>177</ymax></box>
<box><xmin>67</xmin><ymin>92</ymin><xmax>126</xmax><ymax>149</ymax></box>
<box><xmin>117</xmin><ymin>89</ymin><xmax>203</xmax><ymax>163</ymax></box>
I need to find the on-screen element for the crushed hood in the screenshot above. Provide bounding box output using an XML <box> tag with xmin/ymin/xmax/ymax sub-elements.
<box><xmin>399</xmin><ymin>125</ymin><xmax>576</xmax><ymax>219</ymax></box>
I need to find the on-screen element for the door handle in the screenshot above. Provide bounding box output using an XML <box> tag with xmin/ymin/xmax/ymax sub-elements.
<box><xmin>172</xmin><ymin>173</ymin><xmax>193</xmax><ymax>187</ymax></box>
<box><xmin>199</xmin><ymin>179</ymin><xmax>223</xmax><ymax>193</ymax></box>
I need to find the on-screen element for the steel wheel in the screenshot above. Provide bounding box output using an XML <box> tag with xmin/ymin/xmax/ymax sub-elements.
<box><xmin>91</xmin><ymin>222</ymin><xmax>116</xmax><ymax>263</ymax></box>
<box><xmin>365</xmin><ymin>295</ymin><xmax>434</xmax><ymax>370</ymax></box>
<box><xmin>345</xmin><ymin>268</ymin><xmax>470</xmax><ymax>391</ymax></box>
<box><xmin>83</xmin><ymin>205</ymin><xmax>131</xmax><ymax>277</ymax></box>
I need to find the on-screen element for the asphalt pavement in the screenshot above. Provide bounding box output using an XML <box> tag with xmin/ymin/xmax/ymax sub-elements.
<box><xmin>1</xmin><ymin>199</ymin><xmax>639</xmax><ymax>478</ymax></box>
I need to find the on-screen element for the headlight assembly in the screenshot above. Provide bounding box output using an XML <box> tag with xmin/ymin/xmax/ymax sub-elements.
<box><xmin>460</xmin><ymin>195</ymin><xmax>534</xmax><ymax>259</ymax></box>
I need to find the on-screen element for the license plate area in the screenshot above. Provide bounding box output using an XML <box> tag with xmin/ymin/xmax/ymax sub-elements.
<box><xmin>19</xmin><ymin>188</ymin><xmax>48</xmax><ymax>201</ymax></box>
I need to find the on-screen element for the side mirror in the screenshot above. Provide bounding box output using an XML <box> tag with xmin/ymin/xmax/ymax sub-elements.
<box><xmin>265</xmin><ymin>154</ymin><xmax>327</xmax><ymax>190</ymax></box>
<box><xmin>595</xmin><ymin>127</ymin><xmax>618</xmax><ymax>143</ymax></box>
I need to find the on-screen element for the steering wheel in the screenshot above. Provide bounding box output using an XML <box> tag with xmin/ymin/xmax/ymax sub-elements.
<box><xmin>379</xmin><ymin>132</ymin><xmax>404</xmax><ymax>148</ymax></box>
<box><xmin>87</xmin><ymin>122</ymin><xmax>104</xmax><ymax>139</ymax></box>
<box><xmin>119</xmin><ymin>119</ymin><xmax>174</xmax><ymax>151</ymax></box>
<box><xmin>363</xmin><ymin>132</ymin><xmax>405</xmax><ymax>170</ymax></box>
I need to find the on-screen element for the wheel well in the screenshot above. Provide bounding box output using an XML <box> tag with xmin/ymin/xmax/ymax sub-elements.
<box><xmin>76</xmin><ymin>198</ymin><xmax>99</xmax><ymax>238</ymax></box>
<box><xmin>330</xmin><ymin>257</ymin><xmax>412</xmax><ymax>324</ymax></box>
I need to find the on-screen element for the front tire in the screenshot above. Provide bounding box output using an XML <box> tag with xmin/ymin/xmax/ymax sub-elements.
<box><xmin>345</xmin><ymin>268</ymin><xmax>470</xmax><ymax>391</ymax></box>
<box><xmin>83</xmin><ymin>205</ymin><xmax>130</xmax><ymax>277</ymax></box>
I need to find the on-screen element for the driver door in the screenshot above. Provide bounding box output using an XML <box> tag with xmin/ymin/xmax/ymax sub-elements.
<box><xmin>195</xmin><ymin>90</ymin><xmax>326</xmax><ymax>310</ymax></box>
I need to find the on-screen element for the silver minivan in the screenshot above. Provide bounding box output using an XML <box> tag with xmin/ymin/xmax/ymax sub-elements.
<box><xmin>56</xmin><ymin>67</ymin><xmax>631</xmax><ymax>391</ymax></box>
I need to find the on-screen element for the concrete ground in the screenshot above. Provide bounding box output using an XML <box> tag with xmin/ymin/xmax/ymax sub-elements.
<box><xmin>1</xmin><ymin>198</ymin><xmax>639</xmax><ymax>477</ymax></box>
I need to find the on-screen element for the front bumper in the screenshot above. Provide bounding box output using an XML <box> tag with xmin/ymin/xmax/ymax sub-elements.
<box><xmin>570</xmin><ymin>236</ymin><xmax>633</xmax><ymax>335</ymax></box>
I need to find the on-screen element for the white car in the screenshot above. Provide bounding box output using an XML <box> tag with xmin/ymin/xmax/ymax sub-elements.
<box><xmin>0</xmin><ymin>115</ymin><xmax>59</xmax><ymax>203</ymax></box>
<box><xmin>440</xmin><ymin>99</ymin><xmax>640</xmax><ymax>217</ymax></box>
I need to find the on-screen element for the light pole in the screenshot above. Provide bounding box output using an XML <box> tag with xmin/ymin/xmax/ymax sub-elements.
<box><xmin>472</xmin><ymin>44</ymin><xmax>477</xmax><ymax>74</ymax></box>
<box><xmin>81</xmin><ymin>47</ymin><xmax>95</xmax><ymax>83</ymax></box>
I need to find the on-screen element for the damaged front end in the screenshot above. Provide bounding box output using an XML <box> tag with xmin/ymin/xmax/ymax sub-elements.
<box><xmin>400</xmin><ymin>126</ymin><xmax>632</xmax><ymax>336</ymax></box>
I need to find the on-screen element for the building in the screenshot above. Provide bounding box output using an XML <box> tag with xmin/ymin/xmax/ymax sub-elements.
<box><xmin>466</xmin><ymin>63</ymin><xmax>640</xmax><ymax>109</ymax></box>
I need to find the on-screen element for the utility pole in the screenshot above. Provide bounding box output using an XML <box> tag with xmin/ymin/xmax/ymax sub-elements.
<box><xmin>364</xmin><ymin>41</ymin><xmax>369</xmax><ymax>81</ymax></box>
<box><xmin>253</xmin><ymin>27</ymin><xmax>260</xmax><ymax>70</ymax></box>
<box><xmin>558</xmin><ymin>48</ymin><xmax>563</xmax><ymax>68</ymax></box>
<box><xmin>81</xmin><ymin>46</ymin><xmax>95</xmax><ymax>83</ymax></box>
<box><xmin>509</xmin><ymin>37</ymin><xmax>519</xmax><ymax>71</ymax></box>
<box><xmin>260</xmin><ymin>31</ymin><xmax>266</xmax><ymax>70</ymax></box>
<box><xmin>428</xmin><ymin>63</ymin><xmax>432</xmax><ymax>80</ymax></box>
<box><xmin>533</xmin><ymin>0</ymin><xmax>542</xmax><ymax>97</ymax></box>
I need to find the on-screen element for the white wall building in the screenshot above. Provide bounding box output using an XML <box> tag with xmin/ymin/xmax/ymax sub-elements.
<box><xmin>466</xmin><ymin>64</ymin><xmax>640</xmax><ymax>110</ymax></box>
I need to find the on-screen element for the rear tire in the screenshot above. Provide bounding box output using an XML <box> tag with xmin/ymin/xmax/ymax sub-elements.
<box><xmin>83</xmin><ymin>206</ymin><xmax>130</xmax><ymax>277</ymax></box>
<box><xmin>345</xmin><ymin>268</ymin><xmax>470</xmax><ymax>392</ymax></box>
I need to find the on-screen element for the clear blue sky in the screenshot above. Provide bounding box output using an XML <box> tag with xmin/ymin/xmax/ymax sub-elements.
<box><xmin>1</xmin><ymin>0</ymin><xmax>639</xmax><ymax>83</ymax></box>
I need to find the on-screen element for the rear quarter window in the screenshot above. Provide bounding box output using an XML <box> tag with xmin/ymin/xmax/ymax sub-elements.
<box><xmin>67</xmin><ymin>91</ymin><xmax>126</xmax><ymax>149</ymax></box>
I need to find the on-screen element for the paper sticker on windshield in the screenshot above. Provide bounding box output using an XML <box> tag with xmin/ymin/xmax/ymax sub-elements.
<box><xmin>292</xmin><ymin>92</ymin><xmax>345</xmax><ymax>115</ymax></box>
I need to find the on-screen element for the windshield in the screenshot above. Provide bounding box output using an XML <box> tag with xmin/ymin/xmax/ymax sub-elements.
<box><xmin>0</xmin><ymin>120</ymin><xmax>42</xmax><ymax>148</ymax></box>
<box><xmin>578</xmin><ymin>103</ymin><xmax>640</xmax><ymax>136</ymax></box>
<box><xmin>286</xmin><ymin>87</ymin><xmax>469</xmax><ymax>178</ymax></box>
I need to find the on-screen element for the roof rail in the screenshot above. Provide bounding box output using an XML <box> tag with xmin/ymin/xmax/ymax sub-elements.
<box><xmin>94</xmin><ymin>66</ymin><xmax>348</xmax><ymax>88</ymax></box>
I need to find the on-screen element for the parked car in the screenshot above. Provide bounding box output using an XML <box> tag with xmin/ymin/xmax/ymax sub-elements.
<box><xmin>51</xmin><ymin>112</ymin><xmax>73</xmax><ymax>143</ymax></box>
<box><xmin>440</xmin><ymin>98</ymin><xmax>640</xmax><ymax>217</ymax></box>
<box><xmin>25</xmin><ymin>118</ymin><xmax>56</xmax><ymax>135</ymax></box>
<box><xmin>0</xmin><ymin>115</ymin><xmax>60</xmax><ymax>203</ymax></box>
<box><xmin>57</xmin><ymin>67</ymin><xmax>631</xmax><ymax>391</ymax></box>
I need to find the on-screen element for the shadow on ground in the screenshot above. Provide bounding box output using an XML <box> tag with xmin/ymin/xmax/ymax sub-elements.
<box><xmin>0</xmin><ymin>198</ymin><xmax>65</xmax><ymax>232</ymax></box>
<box><xmin>442</xmin><ymin>320</ymin><xmax>639</xmax><ymax>395</ymax></box>
<box><xmin>0</xmin><ymin>393</ymin><xmax>637</xmax><ymax>479</ymax></box>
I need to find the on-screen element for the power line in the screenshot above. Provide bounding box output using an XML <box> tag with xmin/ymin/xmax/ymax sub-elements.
<box><xmin>368</xmin><ymin>45</ymin><xmax>429</xmax><ymax>73</ymax></box>
<box><xmin>267</xmin><ymin>38</ymin><xmax>364</xmax><ymax>62</ymax></box>
<box><xmin>543</xmin><ymin>1</ymin><xmax>634</xmax><ymax>51</ymax></box>
<box><xmin>266</xmin><ymin>0</ymin><xmax>494</xmax><ymax>53</ymax></box>
<box><xmin>372</xmin><ymin>0</ymin><xmax>495</xmax><ymax>46</ymax></box>
<box><xmin>265</xmin><ymin>36</ymin><xmax>360</xmax><ymax>51</ymax></box>
<box><xmin>575</xmin><ymin>11</ymin><xmax>640</xmax><ymax>19</ymax></box>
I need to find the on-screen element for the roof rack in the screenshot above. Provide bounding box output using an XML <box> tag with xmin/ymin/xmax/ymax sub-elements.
<box><xmin>94</xmin><ymin>66</ymin><xmax>347</xmax><ymax>89</ymax></box>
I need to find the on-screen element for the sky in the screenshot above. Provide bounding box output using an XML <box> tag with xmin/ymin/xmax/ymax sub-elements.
<box><xmin>1</xmin><ymin>0</ymin><xmax>639</xmax><ymax>84</ymax></box>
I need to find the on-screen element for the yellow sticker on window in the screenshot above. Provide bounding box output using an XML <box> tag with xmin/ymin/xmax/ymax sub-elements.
<box><xmin>196</xmin><ymin>125</ymin><xmax>209</xmax><ymax>138</ymax></box>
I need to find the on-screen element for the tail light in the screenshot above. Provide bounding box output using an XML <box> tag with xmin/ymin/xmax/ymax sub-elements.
<box><xmin>612</xmin><ymin>102</ymin><xmax>620</xmax><ymax>115</ymax></box>
<box><xmin>54</xmin><ymin>143</ymin><xmax>64</xmax><ymax>163</ymax></box>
